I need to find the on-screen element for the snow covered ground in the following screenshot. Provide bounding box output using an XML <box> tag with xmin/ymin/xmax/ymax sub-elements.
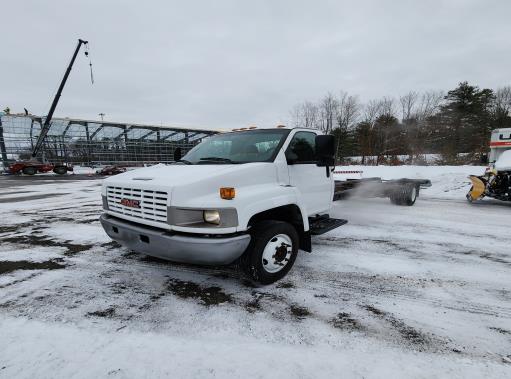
<box><xmin>0</xmin><ymin>166</ymin><xmax>510</xmax><ymax>378</ymax></box>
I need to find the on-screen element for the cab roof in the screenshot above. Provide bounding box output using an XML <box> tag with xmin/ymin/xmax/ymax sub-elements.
<box><xmin>226</xmin><ymin>125</ymin><xmax>321</xmax><ymax>133</ymax></box>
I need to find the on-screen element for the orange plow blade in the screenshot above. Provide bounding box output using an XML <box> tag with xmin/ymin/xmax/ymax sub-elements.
<box><xmin>466</xmin><ymin>175</ymin><xmax>486</xmax><ymax>201</ymax></box>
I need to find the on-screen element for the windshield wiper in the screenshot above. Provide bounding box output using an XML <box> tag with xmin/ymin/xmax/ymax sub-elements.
<box><xmin>199</xmin><ymin>157</ymin><xmax>238</xmax><ymax>164</ymax></box>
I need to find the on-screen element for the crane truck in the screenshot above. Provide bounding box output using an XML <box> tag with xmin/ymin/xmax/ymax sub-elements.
<box><xmin>7</xmin><ymin>39</ymin><xmax>90</xmax><ymax>176</ymax></box>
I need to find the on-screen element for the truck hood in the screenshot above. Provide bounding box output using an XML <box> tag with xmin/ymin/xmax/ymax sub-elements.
<box><xmin>495</xmin><ymin>150</ymin><xmax>511</xmax><ymax>171</ymax></box>
<box><xmin>103</xmin><ymin>163</ymin><xmax>279</xmax><ymax>194</ymax></box>
<box><xmin>105</xmin><ymin>163</ymin><xmax>239</xmax><ymax>185</ymax></box>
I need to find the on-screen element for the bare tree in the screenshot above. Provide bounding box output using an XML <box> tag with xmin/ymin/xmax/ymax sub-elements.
<box><xmin>362</xmin><ymin>97</ymin><xmax>399</xmax><ymax>162</ymax></box>
<box><xmin>290</xmin><ymin>101</ymin><xmax>319</xmax><ymax>129</ymax></box>
<box><xmin>494</xmin><ymin>86</ymin><xmax>511</xmax><ymax>117</ymax></box>
<box><xmin>378</xmin><ymin>97</ymin><xmax>397</xmax><ymax>118</ymax></box>
<box><xmin>336</xmin><ymin>92</ymin><xmax>360</xmax><ymax>130</ymax></box>
<box><xmin>334</xmin><ymin>92</ymin><xmax>360</xmax><ymax>161</ymax></box>
<box><xmin>416</xmin><ymin>91</ymin><xmax>444</xmax><ymax>120</ymax></box>
<box><xmin>318</xmin><ymin>93</ymin><xmax>338</xmax><ymax>134</ymax></box>
<box><xmin>363</xmin><ymin>99</ymin><xmax>382</xmax><ymax>125</ymax></box>
<box><xmin>400</xmin><ymin>91</ymin><xmax>418</xmax><ymax>122</ymax></box>
<box><xmin>412</xmin><ymin>91</ymin><xmax>444</xmax><ymax>159</ymax></box>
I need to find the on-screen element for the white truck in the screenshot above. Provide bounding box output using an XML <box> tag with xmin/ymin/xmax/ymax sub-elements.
<box><xmin>100</xmin><ymin>126</ymin><xmax>348</xmax><ymax>284</ymax></box>
<box><xmin>467</xmin><ymin>128</ymin><xmax>511</xmax><ymax>202</ymax></box>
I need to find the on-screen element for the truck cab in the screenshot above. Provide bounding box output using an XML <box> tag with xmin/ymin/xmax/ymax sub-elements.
<box><xmin>100</xmin><ymin>126</ymin><xmax>346</xmax><ymax>284</ymax></box>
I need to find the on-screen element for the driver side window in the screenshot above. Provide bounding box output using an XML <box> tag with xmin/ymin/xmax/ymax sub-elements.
<box><xmin>285</xmin><ymin>131</ymin><xmax>316</xmax><ymax>164</ymax></box>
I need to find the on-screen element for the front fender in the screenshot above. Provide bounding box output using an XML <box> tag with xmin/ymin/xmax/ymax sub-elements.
<box><xmin>236</xmin><ymin>185</ymin><xmax>310</xmax><ymax>231</ymax></box>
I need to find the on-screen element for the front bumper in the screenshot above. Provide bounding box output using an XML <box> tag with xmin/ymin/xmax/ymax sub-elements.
<box><xmin>100</xmin><ymin>214</ymin><xmax>251</xmax><ymax>265</ymax></box>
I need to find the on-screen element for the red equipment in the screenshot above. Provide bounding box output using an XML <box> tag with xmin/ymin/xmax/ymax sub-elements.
<box><xmin>8</xmin><ymin>162</ymin><xmax>73</xmax><ymax>176</ymax></box>
<box><xmin>96</xmin><ymin>165</ymin><xmax>127</xmax><ymax>176</ymax></box>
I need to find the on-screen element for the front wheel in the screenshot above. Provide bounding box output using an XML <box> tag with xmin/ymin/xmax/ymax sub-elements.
<box><xmin>240</xmin><ymin>221</ymin><xmax>299</xmax><ymax>285</ymax></box>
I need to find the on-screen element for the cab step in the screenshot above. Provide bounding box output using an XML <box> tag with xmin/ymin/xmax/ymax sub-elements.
<box><xmin>309</xmin><ymin>215</ymin><xmax>348</xmax><ymax>235</ymax></box>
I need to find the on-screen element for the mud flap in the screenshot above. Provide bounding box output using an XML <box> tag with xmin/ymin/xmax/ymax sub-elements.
<box><xmin>467</xmin><ymin>175</ymin><xmax>486</xmax><ymax>201</ymax></box>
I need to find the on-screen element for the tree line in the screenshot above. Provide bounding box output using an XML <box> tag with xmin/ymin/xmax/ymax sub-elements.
<box><xmin>290</xmin><ymin>82</ymin><xmax>511</xmax><ymax>165</ymax></box>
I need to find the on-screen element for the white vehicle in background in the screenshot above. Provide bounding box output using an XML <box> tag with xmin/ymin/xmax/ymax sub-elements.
<box><xmin>100</xmin><ymin>126</ymin><xmax>347</xmax><ymax>284</ymax></box>
<box><xmin>488</xmin><ymin>128</ymin><xmax>511</xmax><ymax>163</ymax></box>
<box><xmin>467</xmin><ymin>128</ymin><xmax>511</xmax><ymax>202</ymax></box>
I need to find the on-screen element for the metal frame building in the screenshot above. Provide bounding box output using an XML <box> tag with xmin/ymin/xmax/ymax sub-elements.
<box><xmin>0</xmin><ymin>114</ymin><xmax>217</xmax><ymax>167</ymax></box>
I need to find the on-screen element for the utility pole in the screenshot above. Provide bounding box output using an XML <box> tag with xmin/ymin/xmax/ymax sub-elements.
<box><xmin>0</xmin><ymin>113</ymin><xmax>9</xmax><ymax>167</ymax></box>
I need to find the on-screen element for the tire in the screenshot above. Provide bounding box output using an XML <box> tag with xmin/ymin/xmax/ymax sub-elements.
<box><xmin>22</xmin><ymin>166</ymin><xmax>37</xmax><ymax>175</ymax></box>
<box><xmin>53</xmin><ymin>166</ymin><xmax>68</xmax><ymax>175</ymax></box>
<box><xmin>240</xmin><ymin>220</ymin><xmax>299</xmax><ymax>285</ymax></box>
<box><xmin>390</xmin><ymin>184</ymin><xmax>418</xmax><ymax>206</ymax></box>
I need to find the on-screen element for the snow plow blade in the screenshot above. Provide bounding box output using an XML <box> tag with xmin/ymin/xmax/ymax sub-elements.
<box><xmin>467</xmin><ymin>175</ymin><xmax>486</xmax><ymax>201</ymax></box>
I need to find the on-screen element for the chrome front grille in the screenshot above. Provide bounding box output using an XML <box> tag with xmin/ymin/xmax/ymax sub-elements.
<box><xmin>106</xmin><ymin>186</ymin><xmax>168</xmax><ymax>223</ymax></box>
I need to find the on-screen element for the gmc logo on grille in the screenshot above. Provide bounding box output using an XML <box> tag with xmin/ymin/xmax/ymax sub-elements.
<box><xmin>120</xmin><ymin>198</ymin><xmax>140</xmax><ymax>208</ymax></box>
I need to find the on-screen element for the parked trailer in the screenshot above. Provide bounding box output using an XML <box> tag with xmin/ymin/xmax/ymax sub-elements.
<box><xmin>334</xmin><ymin>178</ymin><xmax>432</xmax><ymax>206</ymax></box>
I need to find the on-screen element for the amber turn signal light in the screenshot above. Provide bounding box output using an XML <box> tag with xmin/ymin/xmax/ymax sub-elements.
<box><xmin>220</xmin><ymin>187</ymin><xmax>235</xmax><ymax>200</ymax></box>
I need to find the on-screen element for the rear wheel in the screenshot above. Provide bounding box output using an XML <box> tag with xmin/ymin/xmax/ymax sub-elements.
<box><xmin>53</xmin><ymin>166</ymin><xmax>68</xmax><ymax>175</ymax></box>
<box><xmin>390</xmin><ymin>184</ymin><xmax>418</xmax><ymax>206</ymax></box>
<box><xmin>22</xmin><ymin>166</ymin><xmax>37</xmax><ymax>175</ymax></box>
<box><xmin>240</xmin><ymin>221</ymin><xmax>299</xmax><ymax>284</ymax></box>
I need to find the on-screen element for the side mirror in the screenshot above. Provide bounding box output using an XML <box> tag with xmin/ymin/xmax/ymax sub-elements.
<box><xmin>173</xmin><ymin>147</ymin><xmax>182</xmax><ymax>162</ymax></box>
<box><xmin>315</xmin><ymin>135</ymin><xmax>335</xmax><ymax>167</ymax></box>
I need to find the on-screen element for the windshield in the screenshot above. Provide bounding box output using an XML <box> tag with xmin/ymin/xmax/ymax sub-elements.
<box><xmin>181</xmin><ymin>129</ymin><xmax>290</xmax><ymax>164</ymax></box>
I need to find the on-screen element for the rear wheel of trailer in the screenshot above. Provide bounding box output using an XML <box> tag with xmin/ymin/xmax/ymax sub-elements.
<box><xmin>390</xmin><ymin>183</ymin><xmax>418</xmax><ymax>206</ymax></box>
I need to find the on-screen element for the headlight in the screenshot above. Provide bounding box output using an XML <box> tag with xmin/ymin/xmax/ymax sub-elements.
<box><xmin>203</xmin><ymin>210</ymin><xmax>221</xmax><ymax>224</ymax></box>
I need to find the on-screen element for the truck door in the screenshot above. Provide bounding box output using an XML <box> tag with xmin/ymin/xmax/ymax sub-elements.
<box><xmin>285</xmin><ymin>131</ymin><xmax>333</xmax><ymax>215</ymax></box>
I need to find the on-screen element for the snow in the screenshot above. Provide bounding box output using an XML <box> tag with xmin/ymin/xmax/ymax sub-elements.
<box><xmin>43</xmin><ymin>222</ymin><xmax>112</xmax><ymax>244</ymax></box>
<box><xmin>0</xmin><ymin>246</ymin><xmax>66</xmax><ymax>262</ymax></box>
<box><xmin>72</xmin><ymin>166</ymin><xmax>97</xmax><ymax>175</ymax></box>
<box><xmin>1</xmin><ymin>317</ymin><xmax>505</xmax><ymax>379</ymax></box>
<box><xmin>0</xmin><ymin>168</ymin><xmax>510</xmax><ymax>378</ymax></box>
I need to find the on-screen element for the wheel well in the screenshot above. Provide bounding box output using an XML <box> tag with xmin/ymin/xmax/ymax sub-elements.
<box><xmin>248</xmin><ymin>204</ymin><xmax>311</xmax><ymax>252</ymax></box>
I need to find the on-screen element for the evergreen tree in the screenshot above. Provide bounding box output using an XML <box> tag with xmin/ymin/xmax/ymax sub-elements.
<box><xmin>438</xmin><ymin>82</ymin><xmax>494</xmax><ymax>162</ymax></box>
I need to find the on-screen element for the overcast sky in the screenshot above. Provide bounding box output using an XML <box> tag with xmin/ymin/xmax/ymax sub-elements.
<box><xmin>1</xmin><ymin>0</ymin><xmax>510</xmax><ymax>129</ymax></box>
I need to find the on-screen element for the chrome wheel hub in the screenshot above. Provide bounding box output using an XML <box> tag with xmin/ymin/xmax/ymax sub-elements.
<box><xmin>261</xmin><ymin>234</ymin><xmax>292</xmax><ymax>273</ymax></box>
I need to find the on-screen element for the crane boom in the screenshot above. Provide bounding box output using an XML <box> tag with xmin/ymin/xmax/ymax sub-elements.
<box><xmin>31</xmin><ymin>38</ymin><xmax>89</xmax><ymax>159</ymax></box>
